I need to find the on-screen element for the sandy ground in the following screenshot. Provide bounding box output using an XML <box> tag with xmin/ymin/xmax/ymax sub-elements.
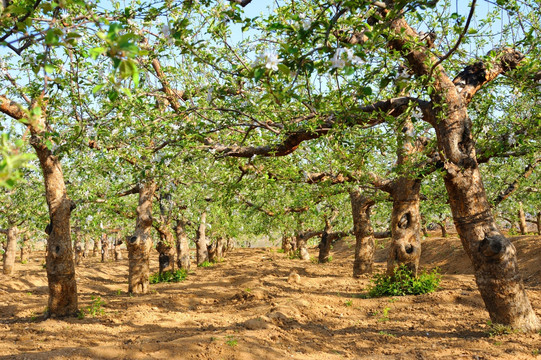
<box><xmin>0</xmin><ymin>233</ymin><xmax>540</xmax><ymax>360</ymax></box>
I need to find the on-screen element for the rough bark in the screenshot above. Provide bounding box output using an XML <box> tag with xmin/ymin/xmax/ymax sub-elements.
<box><xmin>74</xmin><ymin>241</ymin><xmax>83</xmax><ymax>265</ymax></box>
<box><xmin>437</xmin><ymin>221</ymin><xmax>448</xmax><ymax>238</ymax></box>
<box><xmin>281</xmin><ymin>235</ymin><xmax>295</xmax><ymax>255</ymax></box>
<box><xmin>537</xmin><ymin>212</ymin><xmax>541</xmax><ymax>235</ymax></box>
<box><xmin>382</xmin><ymin>7</ymin><xmax>540</xmax><ymax>330</ymax></box>
<box><xmin>92</xmin><ymin>239</ymin><xmax>99</xmax><ymax>257</ymax></box>
<box><xmin>386</xmin><ymin>119</ymin><xmax>423</xmax><ymax>276</ymax></box>
<box><xmin>83</xmin><ymin>237</ymin><xmax>91</xmax><ymax>258</ymax></box>
<box><xmin>195</xmin><ymin>211</ymin><xmax>209</xmax><ymax>266</ymax></box>
<box><xmin>32</xmin><ymin>131</ymin><xmax>78</xmax><ymax>317</ymax></box>
<box><xmin>126</xmin><ymin>181</ymin><xmax>156</xmax><ymax>294</ymax></box>
<box><xmin>20</xmin><ymin>233</ymin><xmax>30</xmax><ymax>264</ymax></box>
<box><xmin>350</xmin><ymin>189</ymin><xmax>376</xmax><ymax>277</ymax></box>
<box><xmin>156</xmin><ymin>241</ymin><xmax>175</xmax><ymax>274</ymax></box>
<box><xmin>101</xmin><ymin>234</ymin><xmax>109</xmax><ymax>263</ymax></box>
<box><xmin>295</xmin><ymin>230</ymin><xmax>322</xmax><ymax>261</ymax></box>
<box><xmin>518</xmin><ymin>202</ymin><xmax>527</xmax><ymax>235</ymax></box>
<box><xmin>174</xmin><ymin>219</ymin><xmax>190</xmax><ymax>271</ymax></box>
<box><xmin>155</xmin><ymin>220</ymin><xmax>176</xmax><ymax>274</ymax></box>
<box><xmin>2</xmin><ymin>226</ymin><xmax>18</xmax><ymax>274</ymax></box>
<box><xmin>113</xmin><ymin>239</ymin><xmax>123</xmax><ymax>261</ymax></box>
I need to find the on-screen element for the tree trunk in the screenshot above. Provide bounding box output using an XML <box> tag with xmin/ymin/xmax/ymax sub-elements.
<box><xmin>20</xmin><ymin>233</ymin><xmax>30</xmax><ymax>264</ymax></box>
<box><xmin>101</xmin><ymin>234</ymin><xmax>109</xmax><ymax>263</ymax></box>
<box><xmin>156</xmin><ymin>221</ymin><xmax>175</xmax><ymax>274</ymax></box>
<box><xmin>83</xmin><ymin>236</ymin><xmax>91</xmax><ymax>258</ymax></box>
<box><xmin>537</xmin><ymin>211</ymin><xmax>541</xmax><ymax>235</ymax></box>
<box><xmin>126</xmin><ymin>181</ymin><xmax>156</xmax><ymax>294</ymax></box>
<box><xmin>216</xmin><ymin>237</ymin><xmax>224</xmax><ymax>259</ymax></box>
<box><xmin>196</xmin><ymin>211</ymin><xmax>208</xmax><ymax>266</ymax></box>
<box><xmin>437</xmin><ymin>221</ymin><xmax>448</xmax><ymax>237</ymax></box>
<box><xmin>295</xmin><ymin>233</ymin><xmax>310</xmax><ymax>261</ymax></box>
<box><xmin>207</xmin><ymin>241</ymin><xmax>217</xmax><ymax>263</ymax></box>
<box><xmin>432</xmin><ymin>82</ymin><xmax>540</xmax><ymax>331</ymax></box>
<box><xmin>92</xmin><ymin>239</ymin><xmax>99</xmax><ymax>257</ymax></box>
<box><xmin>3</xmin><ymin>226</ymin><xmax>18</xmax><ymax>274</ymax></box>
<box><xmin>318</xmin><ymin>222</ymin><xmax>333</xmax><ymax>264</ymax></box>
<box><xmin>113</xmin><ymin>239</ymin><xmax>123</xmax><ymax>261</ymax></box>
<box><xmin>386</xmin><ymin>118</ymin><xmax>423</xmax><ymax>276</ymax></box>
<box><xmin>74</xmin><ymin>241</ymin><xmax>83</xmax><ymax>265</ymax></box>
<box><xmin>518</xmin><ymin>202</ymin><xmax>527</xmax><ymax>235</ymax></box>
<box><xmin>281</xmin><ymin>235</ymin><xmax>294</xmax><ymax>255</ymax></box>
<box><xmin>32</xmin><ymin>136</ymin><xmax>78</xmax><ymax>317</ymax></box>
<box><xmin>156</xmin><ymin>241</ymin><xmax>175</xmax><ymax>274</ymax></box>
<box><xmin>350</xmin><ymin>189</ymin><xmax>376</xmax><ymax>277</ymax></box>
<box><xmin>174</xmin><ymin>219</ymin><xmax>190</xmax><ymax>271</ymax></box>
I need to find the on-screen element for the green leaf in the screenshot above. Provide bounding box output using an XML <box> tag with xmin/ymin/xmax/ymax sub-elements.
<box><xmin>92</xmin><ymin>84</ymin><xmax>105</xmax><ymax>94</ymax></box>
<box><xmin>254</xmin><ymin>67</ymin><xmax>265</xmax><ymax>82</ymax></box>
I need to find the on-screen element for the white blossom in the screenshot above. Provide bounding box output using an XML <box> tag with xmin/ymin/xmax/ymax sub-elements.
<box><xmin>299</xmin><ymin>14</ymin><xmax>312</xmax><ymax>30</ymax></box>
<box><xmin>256</xmin><ymin>50</ymin><xmax>282</xmax><ymax>71</ymax></box>
<box><xmin>162</xmin><ymin>24</ymin><xmax>171</xmax><ymax>38</ymax></box>
<box><xmin>411</xmin><ymin>107</ymin><xmax>423</xmax><ymax>120</ymax></box>
<box><xmin>507</xmin><ymin>133</ymin><xmax>516</xmax><ymax>146</ymax></box>
<box><xmin>86</xmin><ymin>215</ymin><xmax>93</xmax><ymax>222</ymax></box>
<box><xmin>350</xmin><ymin>56</ymin><xmax>363</xmax><ymax>66</ymax></box>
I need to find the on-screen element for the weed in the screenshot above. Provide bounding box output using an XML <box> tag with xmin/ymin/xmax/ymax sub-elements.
<box><xmin>532</xmin><ymin>349</ymin><xmax>540</xmax><ymax>356</ymax></box>
<box><xmin>344</xmin><ymin>300</ymin><xmax>353</xmax><ymax>307</ymax></box>
<box><xmin>149</xmin><ymin>269</ymin><xmax>188</xmax><ymax>283</ymax></box>
<box><xmin>288</xmin><ymin>250</ymin><xmax>301</xmax><ymax>260</ymax></box>
<box><xmin>21</xmin><ymin>260</ymin><xmax>27</xmax><ymax>264</ymax></box>
<box><xmin>244</xmin><ymin>288</ymin><xmax>251</xmax><ymax>293</ymax></box>
<box><xmin>378</xmin><ymin>307</ymin><xmax>390</xmax><ymax>322</ymax></box>
<box><xmin>486</xmin><ymin>321</ymin><xmax>517</xmax><ymax>337</ymax></box>
<box><xmin>328</xmin><ymin>255</ymin><xmax>333</xmax><ymax>262</ymax></box>
<box><xmin>198</xmin><ymin>261</ymin><xmax>213</xmax><ymax>268</ymax></box>
<box><xmin>116</xmin><ymin>289</ymin><xmax>122</xmax><ymax>296</ymax></box>
<box><xmin>366</xmin><ymin>265</ymin><xmax>441</xmax><ymax>297</ymax></box>
<box><xmin>78</xmin><ymin>295</ymin><xmax>105</xmax><ymax>319</ymax></box>
<box><xmin>276</xmin><ymin>248</ymin><xmax>285</xmax><ymax>253</ymax></box>
<box><xmin>378</xmin><ymin>330</ymin><xmax>395</xmax><ymax>337</ymax></box>
<box><xmin>225</xmin><ymin>335</ymin><xmax>238</xmax><ymax>347</ymax></box>
<box><xmin>26</xmin><ymin>292</ymin><xmax>32</xmax><ymax>296</ymax></box>
<box><xmin>388</xmin><ymin>297</ymin><xmax>398</xmax><ymax>303</ymax></box>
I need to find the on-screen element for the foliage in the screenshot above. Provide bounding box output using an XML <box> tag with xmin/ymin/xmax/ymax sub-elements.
<box><xmin>367</xmin><ymin>265</ymin><xmax>441</xmax><ymax>297</ymax></box>
<box><xmin>78</xmin><ymin>296</ymin><xmax>105</xmax><ymax>319</ymax></box>
<box><xmin>198</xmin><ymin>261</ymin><xmax>213</xmax><ymax>268</ymax></box>
<box><xmin>149</xmin><ymin>269</ymin><xmax>188</xmax><ymax>284</ymax></box>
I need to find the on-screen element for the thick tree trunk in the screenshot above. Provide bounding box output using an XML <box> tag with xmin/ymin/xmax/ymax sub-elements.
<box><xmin>437</xmin><ymin>221</ymin><xmax>448</xmax><ymax>237</ymax></box>
<box><xmin>156</xmin><ymin>223</ymin><xmax>175</xmax><ymax>274</ymax></box>
<box><xmin>216</xmin><ymin>237</ymin><xmax>224</xmax><ymax>259</ymax></box>
<box><xmin>113</xmin><ymin>239</ymin><xmax>122</xmax><ymax>261</ymax></box>
<box><xmin>281</xmin><ymin>235</ymin><xmax>294</xmax><ymax>255</ymax></box>
<box><xmin>537</xmin><ymin>212</ymin><xmax>541</xmax><ymax>235</ymax></box>
<box><xmin>126</xmin><ymin>182</ymin><xmax>156</xmax><ymax>294</ymax></box>
<box><xmin>318</xmin><ymin>218</ymin><xmax>333</xmax><ymax>263</ymax></box>
<box><xmin>156</xmin><ymin>241</ymin><xmax>175</xmax><ymax>274</ymax></box>
<box><xmin>32</xmin><ymin>138</ymin><xmax>78</xmax><ymax>317</ymax></box>
<box><xmin>3</xmin><ymin>226</ymin><xmax>18</xmax><ymax>274</ymax></box>
<box><xmin>386</xmin><ymin>117</ymin><xmax>423</xmax><ymax>276</ymax></box>
<box><xmin>74</xmin><ymin>241</ymin><xmax>83</xmax><ymax>265</ymax></box>
<box><xmin>196</xmin><ymin>211</ymin><xmax>209</xmax><ymax>266</ymax></box>
<box><xmin>207</xmin><ymin>241</ymin><xmax>217</xmax><ymax>262</ymax></box>
<box><xmin>174</xmin><ymin>219</ymin><xmax>190</xmax><ymax>271</ymax></box>
<box><xmin>101</xmin><ymin>234</ymin><xmax>109</xmax><ymax>263</ymax></box>
<box><xmin>350</xmin><ymin>189</ymin><xmax>376</xmax><ymax>277</ymax></box>
<box><xmin>432</xmin><ymin>82</ymin><xmax>540</xmax><ymax>331</ymax></box>
<box><xmin>295</xmin><ymin>233</ymin><xmax>310</xmax><ymax>261</ymax></box>
<box><xmin>518</xmin><ymin>202</ymin><xmax>527</xmax><ymax>235</ymax></box>
<box><xmin>92</xmin><ymin>239</ymin><xmax>99</xmax><ymax>257</ymax></box>
<box><xmin>20</xmin><ymin>233</ymin><xmax>30</xmax><ymax>264</ymax></box>
<box><xmin>83</xmin><ymin>236</ymin><xmax>91</xmax><ymax>258</ymax></box>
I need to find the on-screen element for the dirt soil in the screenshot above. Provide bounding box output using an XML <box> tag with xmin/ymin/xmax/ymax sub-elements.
<box><xmin>1</xmin><ymin>233</ymin><xmax>541</xmax><ymax>359</ymax></box>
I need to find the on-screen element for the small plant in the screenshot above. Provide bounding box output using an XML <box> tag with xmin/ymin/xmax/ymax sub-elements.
<box><xmin>116</xmin><ymin>289</ymin><xmax>122</xmax><ymax>296</ymax></box>
<box><xmin>198</xmin><ymin>261</ymin><xmax>213</xmax><ymax>268</ymax></box>
<box><xmin>276</xmin><ymin>248</ymin><xmax>285</xmax><ymax>253</ymax></box>
<box><xmin>366</xmin><ymin>265</ymin><xmax>441</xmax><ymax>297</ymax></box>
<box><xmin>149</xmin><ymin>269</ymin><xmax>188</xmax><ymax>284</ymax></box>
<box><xmin>327</xmin><ymin>255</ymin><xmax>333</xmax><ymax>262</ymax></box>
<box><xmin>378</xmin><ymin>306</ymin><xmax>391</xmax><ymax>322</ymax></box>
<box><xmin>78</xmin><ymin>295</ymin><xmax>105</xmax><ymax>319</ymax></box>
<box><xmin>378</xmin><ymin>330</ymin><xmax>395</xmax><ymax>337</ymax></box>
<box><xmin>244</xmin><ymin>288</ymin><xmax>251</xmax><ymax>293</ymax></box>
<box><xmin>225</xmin><ymin>335</ymin><xmax>238</xmax><ymax>347</ymax></box>
<box><xmin>344</xmin><ymin>300</ymin><xmax>353</xmax><ymax>307</ymax></box>
<box><xmin>21</xmin><ymin>259</ymin><xmax>27</xmax><ymax>264</ymax></box>
<box><xmin>288</xmin><ymin>250</ymin><xmax>301</xmax><ymax>260</ymax></box>
<box><xmin>486</xmin><ymin>320</ymin><xmax>517</xmax><ymax>337</ymax></box>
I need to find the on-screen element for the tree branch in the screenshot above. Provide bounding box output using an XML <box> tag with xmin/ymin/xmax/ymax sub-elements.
<box><xmin>492</xmin><ymin>157</ymin><xmax>541</xmax><ymax>207</ymax></box>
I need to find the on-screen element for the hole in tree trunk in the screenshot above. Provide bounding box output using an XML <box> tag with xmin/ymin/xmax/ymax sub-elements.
<box><xmin>55</xmin><ymin>246</ymin><xmax>60</xmax><ymax>254</ymax></box>
<box><xmin>129</xmin><ymin>236</ymin><xmax>137</xmax><ymax>244</ymax></box>
<box><xmin>398</xmin><ymin>213</ymin><xmax>411</xmax><ymax>229</ymax></box>
<box><xmin>405</xmin><ymin>244</ymin><xmax>414</xmax><ymax>254</ymax></box>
